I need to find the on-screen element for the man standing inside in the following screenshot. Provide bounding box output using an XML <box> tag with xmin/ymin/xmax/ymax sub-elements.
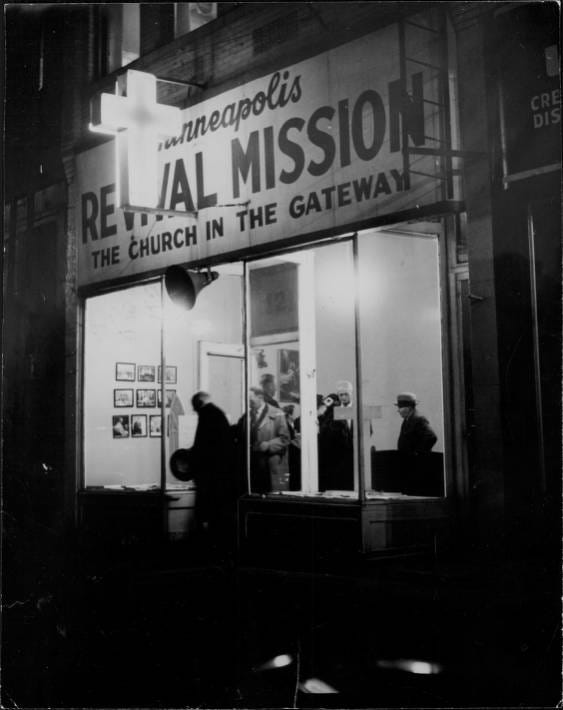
<box><xmin>260</xmin><ymin>373</ymin><xmax>280</xmax><ymax>409</ymax></box>
<box><xmin>248</xmin><ymin>386</ymin><xmax>289</xmax><ymax>493</ymax></box>
<box><xmin>396</xmin><ymin>392</ymin><xmax>438</xmax><ymax>494</ymax></box>
<box><xmin>396</xmin><ymin>392</ymin><xmax>437</xmax><ymax>455</ymax></box>
<box><xmin>190</xmin><ymin>391</ymin><xmax>236</xmax><ymax>558</ymax></box>
<box><xmin>318</xmin><ymin>380</ymin><xmax>355</xmax><ymax>491</ymax></box>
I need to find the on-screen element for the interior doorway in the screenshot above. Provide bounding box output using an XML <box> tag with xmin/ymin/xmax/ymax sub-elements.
<box><xmin>199</xmin><ymin>341</ymin><xmax>244</xmax><ymax>425</ymax></box>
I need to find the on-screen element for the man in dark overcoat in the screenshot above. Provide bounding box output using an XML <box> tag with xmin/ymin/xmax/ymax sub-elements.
<box><xmin>318</xmin><ymin>381</ymin><xmax>355</xmax><ymax>491</ymax></box>
<box><xmin>190</xmin><ymin>391</ymin><xmax>236</xmax><ymax>556</ymax></box>
<box><xmin>395</xmin><ymin>392</ymin><xmax>438</xmax><ymax>494</ymax></box>
<box><xmin>396</xmin><ymin>392</ymin><xmax>437</xmax><ymax>454</ymax></box>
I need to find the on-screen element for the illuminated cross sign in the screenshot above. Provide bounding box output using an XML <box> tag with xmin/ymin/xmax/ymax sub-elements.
<box><xmin>89</xmin><ymin>70</ymin><xmax>181</xmax><ymax>211</ymax></box>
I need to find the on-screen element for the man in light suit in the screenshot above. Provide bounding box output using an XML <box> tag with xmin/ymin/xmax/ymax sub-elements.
<box><xmin>260</xmin><ymin>373</ymin><xmax>280</xmax><ymax>409</ymax></box>
<box><xmin>248</xmin><ymin>386</ymin><xmax>289</xmax><ymax>493</ymax></box>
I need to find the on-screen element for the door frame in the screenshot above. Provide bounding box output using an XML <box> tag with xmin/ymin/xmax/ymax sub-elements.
<box><xmin>198</xmin><ymin>340</ymin><xmax>245</xmax><ymax>417</ymax></box>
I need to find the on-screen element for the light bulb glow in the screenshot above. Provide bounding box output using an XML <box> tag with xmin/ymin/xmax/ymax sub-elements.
<box><xmin>253</xmin><ymin>653</ymin><xmax>293</xmax><ymax>671</ymax></box>
<box><xmin>376</xmin><ymin>658</ymin><xmax>443</xmax><ymax>675</ymax></box>
<box><xmin>89</xmin><ymin>70</ymin><xmax>181</xmax><ymax>210</ymax></box>
<box><xmin>300</xmin><ymin>677</ymin><xmax>339</xmax><ymax>694</ymax></box>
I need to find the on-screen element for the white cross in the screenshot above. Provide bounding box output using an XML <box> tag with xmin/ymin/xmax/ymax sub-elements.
<box><xmin>90</xmin><ymin>70</ymin><xmax>181</xmax><ymax>210</ymax></box>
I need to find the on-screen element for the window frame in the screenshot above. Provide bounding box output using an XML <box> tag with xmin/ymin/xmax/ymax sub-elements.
<box><xmin>240</xmin><ymin>223</ymin><xmax>455</xmax><ymax>502</ymax></box>
<box><xmin>77</xmin><ymin>217</ymin><xmax>459</xmax><ymax>503</ymax></box>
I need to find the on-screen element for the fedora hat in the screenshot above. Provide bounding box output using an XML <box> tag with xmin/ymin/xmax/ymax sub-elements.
<box><xmin>395</xmin><ymin>392</ymin><xmax>417</xmax><ymax>407</ymax></box>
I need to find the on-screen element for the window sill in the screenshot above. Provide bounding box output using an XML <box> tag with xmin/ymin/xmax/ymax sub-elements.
<box><xmin>247</xmin><ymin>490</ymin><xmax>445</xmax><ymax>502</ymax></box>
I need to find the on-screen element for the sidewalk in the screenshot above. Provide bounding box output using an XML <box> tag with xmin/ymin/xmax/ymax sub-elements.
<box><xmin>2</xmin><ymin>529</ymin><xmax>560</xmax><ymax>709</ymax></box>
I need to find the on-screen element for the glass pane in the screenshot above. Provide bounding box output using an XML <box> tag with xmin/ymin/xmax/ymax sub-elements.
<box><xmin>84</xmin><ymin>282</ymin><xmax>162</xmax><ymax>488</ymax></box>
<box><xmin>164</xmin><ymin>264</ymin><xmax>244</xmax><ymax>487</ymax></box>
<box><xmin>358</xmin><ymin>228</ymin><xmax>446</xmax><ymax>497</ymax></box>
<box><xmin>247</xmin><ymin>242</ymin><xmax>357</xmax><ymax>497</ymax></box>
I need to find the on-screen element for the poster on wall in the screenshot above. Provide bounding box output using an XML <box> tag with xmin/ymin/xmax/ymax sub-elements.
<box><xmin>112</xmin><ymin>415</ymin><xmax>130</xmax><ymax>438</ymax></box>
<box><xmin>138</xmin><ymin>365</ymin><xmax>156</xmax><ymax>382</ymax></box>
<box><xmin>278</xmin><ymin>349</ymin><xmax>300</xmax><ymax>402</ymax></box>
<box><xmin>157</xmin><ymin>389</ymin><xmax>177</xmax><ymax>408</ymax></box>
<box><xmin>250</xmin><ymin>264</ymin><xmax>298</xmax><ymax>338</ymax></box>
<box><xmin>137</xmin><ymin>389</ymin><xmax>157</xmax><ymax>408</ymax></box>
<box><xmin>158</xmin><ymin>366</ymin><xmax>177</xmax><ymax>384</ymax></box>
<box><xmin>116</xmin><ymin>362</ymin><xmax>136</xmax><ymax>381</ymax></box>
<box><xmin>114</xmin><ymin>389</ymin><xmax>134</xmax><ymax>407</ymax></box>
<box><xmin>131</xmin><ymin>415</ymin><xmax>147</xmax><ymax>438</ymax></box>
<box><xmin>150</xmin><ymin>415</ymin><xmax>162</xmax><ymax>437</ymax></box>
<box><xmin>497</xmin><ymin>3</ymin><xmax>561</xmax><ymax>179</ymax></box>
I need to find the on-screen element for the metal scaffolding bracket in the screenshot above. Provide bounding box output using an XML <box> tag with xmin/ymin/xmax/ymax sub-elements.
<box><xmin>398</xmin><ymin>7</ymin><xmax>459</xmax><ymax>201</ymax></box>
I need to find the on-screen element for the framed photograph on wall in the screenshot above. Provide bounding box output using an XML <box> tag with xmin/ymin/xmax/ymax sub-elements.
<box><xmin>114</xmin><ymin>389</ymin><xmax>134</xmax><ymax>408</ymax></box>
<box><xmin>158</xmin><ymin>366</ymin><xmax>177</xmax><ymax>384</ymax></box>
<box><xmin>116</xmin><ymin>362</ymin><xmax>136</xmax><ymax>381</ymax></box>
<box><xmin>112</xmin><ymin>415</ymin><xmax>130</xmax><ymax>439</ymax></box>
<box><xmin>131</xmin><ymin>414</ymin><xmax>147</xmax><ymax>438</ymax></box>
<box><xmin>278</xmin><ymin>349</ymin><xmax>300</xmax><ymax>402</ymax></box>
<box><xmin>157</xmin><ymin>389</ymin><xmax>177</xmax><ymax>408</ymax></box>
<box><xmin>149</xmin><ymin>414</ymin><xmax>162</xmax><ymax>437</ymax></box>
<box><xmin>137</xmin><ymin>389</ymin><xmax>156</xmax><ymax>408</ymax></box>
<box><xmin>137</xmin><ymin>365</ymin><xmax>155</xmax><ymax>382</ymax></box>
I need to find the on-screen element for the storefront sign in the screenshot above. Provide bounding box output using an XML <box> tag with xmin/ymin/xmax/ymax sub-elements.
<box><xmin>77</xmin><ymin>17</ymin><xmax>448</xmax><ymax>286</ymax></box>
<box><xmin>497</xmin><ymin>3</ymin><xmax>561</xmax><ymax>182</ymax></box>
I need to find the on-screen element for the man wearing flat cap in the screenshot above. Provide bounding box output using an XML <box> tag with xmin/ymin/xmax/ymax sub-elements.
<box><xmin>396</xmin><ymin>392</ymin><xmax>437</xmax><ymax>455</ymax></box>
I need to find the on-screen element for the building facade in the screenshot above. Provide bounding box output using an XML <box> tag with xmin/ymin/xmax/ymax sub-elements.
<box><xmin>4</xmin><ymin>2</ymin><xmax>561</xmax><ymax>563</ymax></box>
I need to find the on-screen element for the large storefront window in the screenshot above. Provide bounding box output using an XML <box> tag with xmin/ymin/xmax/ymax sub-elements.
<box><xmin>358</xmin><ymin>228</ymin><xmax>446</xmax><ymax>497</ymax></box>
<box><xmin>83</xmin><ymin>225</ymin><xmax>446</xmax><ymax>499</ymax></box>
<box><xmin>84</xmin><ymin>282</ymin><xmax>162</xmax><ymax>487</ymax></box>
<box><xmin>245</xmin><ymin>225</ymin><xmax>446</xmax><ymax>499</ymax></box>
<box><xmin>247</xmin><ymin>241</ymin><xmax>357</xmax><ymax>496</ymax></box>
<box><xmin>83</xmin><ymin>265</ymin><xmax>244</xmax><ymax>489</ymax></box>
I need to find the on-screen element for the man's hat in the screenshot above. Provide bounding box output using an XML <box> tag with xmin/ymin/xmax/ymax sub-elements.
<box><xmin>396</xmin><ymin>392</ymin><xmax>417</xmax><ymax>406</ymax></box>
<box><xmin>336</xmin><ymin>380</ymin><xmax>353</xmax><ymax>393</ymax></box>
<box><xmin>260</xmin><ymin>373</ymin><xmax>275</xmax><ymax>383</ymax></box>
<box><xmin>169</xmin><ymin>448</ymin><xmax>192</xmax><ymax>482</ymax></box>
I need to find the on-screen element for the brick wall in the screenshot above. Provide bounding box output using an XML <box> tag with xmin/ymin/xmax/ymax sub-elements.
<box><xmin>72</xmin><ymin>2</ymin><xmax>450</xmax><ymax>152</ymax></box>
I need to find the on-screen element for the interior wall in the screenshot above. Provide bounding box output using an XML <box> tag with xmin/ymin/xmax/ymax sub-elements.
<box><xmin>84</xmin><ymin>283</ymin><xmax>162</xmax><ymax>487</ymax></box>
<box><xmin>248</xmin><ymin>243</ymin><xmax>357</xmax><ymax>415</ymax></box>
<box><xmin>314</xmin><ymin>243</ymin><xmax>357</xmax><ymax>398</ymax></box>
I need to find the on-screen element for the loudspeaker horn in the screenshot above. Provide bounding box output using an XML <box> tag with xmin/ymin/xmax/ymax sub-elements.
<box><xmin>164</xmin><ymin>265</ymin><xmax>219</xmax><ymax>310</ymax></box>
